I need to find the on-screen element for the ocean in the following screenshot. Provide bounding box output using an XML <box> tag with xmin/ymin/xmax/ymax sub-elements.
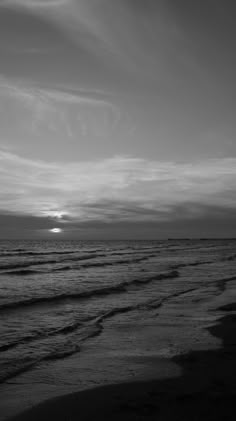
<box><xmin>1</xmin><ymin>239</ymin><xmax>236</xmax><ymax>419</ymax></box>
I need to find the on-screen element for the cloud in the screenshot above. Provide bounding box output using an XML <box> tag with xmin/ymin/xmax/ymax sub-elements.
<box><xmin>0</xmin><ymin>75</ymin><xmax>119</xmax><ymax>141</ymax></box>
<box><xmin>1</xmin><ymin>0</ymin><xmax>69</xmax><ymax>8</ymax></box>
<box><xmin>0</xmin><ymin>75</ymin><xmax>113</xmax><ymax>107</ymax></box>
<box><xmin>0</xmin><ymin>151</ymin><xmax>236</xmax><ymax>227</ymax></box>
<box><xmin>0</xmin><ymin>0</ymin><xmax>214</xmax><ymax>96</ymax></box>
<box><xmin>0</xmin><ymin>0</ymin><xmax>99</xmax><ymax>41</ymax></box>
<box><xmin>0</xmin><ymin>0</ymin><xmax>182</xmax><ymax>78</ymax></box>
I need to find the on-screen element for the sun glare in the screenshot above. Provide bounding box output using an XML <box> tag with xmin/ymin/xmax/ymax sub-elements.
<box><xmin>50</xmin><ymin>228</ymin><xmax>62</xmax><ymax>233</ymax></box>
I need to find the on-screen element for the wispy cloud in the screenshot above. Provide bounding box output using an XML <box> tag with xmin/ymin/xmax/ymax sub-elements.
<box><xmin>0</xmin><ymin>75</ymin><xmax>113</xmax><ymax>107</ymax></box>
<box><xmin>1</xmin><ymin>150</ymin><xmax>236</xmax><ymax>226</ymax></box>
<box><xmin>0</xmin><ymin>75</ymin><xmax>119</xmax><ymax>141</ymax></box>
<box><xmin>0</xmin><ymin>0</ymin><xmax>180</xmax><ymax>77</ymax></box>
<box><xmin>1</xmin><ymin>0</ymin><xmax>69</xmax><ymax>8</ymax></box>
<box><xmin>0</xmin><ymin>0</ymin><xmax>213</xmax><ymax>93</ymax></box>
<box><xmin>0</xmin><ymin>0</ymin><xmax>100</xmax><ymax>41</ymax></box>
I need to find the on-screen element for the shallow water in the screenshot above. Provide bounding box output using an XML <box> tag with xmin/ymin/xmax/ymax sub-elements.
<box><xmin>1</xmin><ymin>239</ymin><xmax>236</xmax><ymax>419</ymax></box>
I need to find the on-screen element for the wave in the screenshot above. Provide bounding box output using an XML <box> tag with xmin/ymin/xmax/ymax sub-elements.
<box><xmin>4</xmin><ymin>248</ymin><xmax>26</xmax><ymax>253</ymax></box>
<box><xmin>216</xmin><ymin>275</ymin><xmax>236</xmax><ymax>293</ymax></box>
<box><xmin>221</xmin><ymin>254</ymin><xmax>236</xmax><ymax>262</ymax></box>
<box><xmin>170</xmin><ymin>253</ymin><xmax>236</xmax><ymax>270</ymax></box>
<box><xmin>6</xmin><ymin>269</ymin><xmax>43</xmax><ymax>276</ymax></box>
<box><xmin>73</xmin><ymin>253</ymin><xmax>157</xmax><ymax>269</ymax></box>
<box><xmin>0</xmin><ymin>248</ymin><xmax>104</xmax><ymax>258</ymax></box>
<box><xmin>0</xmin><ymin>246</ymin><xmax>161</xmax><ymax>260</ymax></box>
<box><xmin>0</xmin><ymin>322</ymin><xmax>101</xmax><ymax>383</ymax></box>
<box><xmin>0</xmin><ymin>318</ymin><xmax>87</xmax><ymax>353</ymax></box>
<box><xmin>96</xmin><ymin>285</ymin><xmax>198</xmax><ymax>324</ymax></box>
<box><xmin>0</xmin><ymin>252</ymin><xmax>106</xmax><ymax>271</ymax></box>
<box><xmin>171</xmin><ymin>260</ymin><xmax>213</xmax><ymax>270</ymax></box>
<box><xmin>0</xmin><ymin>278</ymin><xmax>199</xmax><ymax>384</ymax></box>
<box><xmin>2</xmin><ymin>253</ymin><xmax>157</xmax><ymax>275</ymax></box>
<box><xmin>167</xmin><ymin>243</ymin><xmax>219</xmax><ymax>253</ymax></box>
<box><xmin>0</xmin><ymin>269</ymin><xmax>179</xmax><ymax>313</ymax></box>
<box><xmin>0</xmin><ymin>250</ymin><xmax>78</xmax><ymax>258</ymax></box>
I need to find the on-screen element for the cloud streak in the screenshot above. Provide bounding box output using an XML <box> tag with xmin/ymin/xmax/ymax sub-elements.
<box><xmin>0</xmin><ymin>0</ymin><xmax>182</xmax><ymax>79</ymax></box>
<box><xmin>0</xmin><ymin>76</ymin><xmax>119</xmax><ymax>145</ymax></box>
<box><xmin>1</xmin><ymin>151</ymin><xmax>236</xmax><ymax>227</ymax></box>
<box><xmin>1</xmin><ymin>0</ymin><xmax>69</xmax><ymax>8</ymax></box>
<box><xmin>0</xmin><ymin>75</ymin><xmax>114</xmax><ymax>108</ymax></box>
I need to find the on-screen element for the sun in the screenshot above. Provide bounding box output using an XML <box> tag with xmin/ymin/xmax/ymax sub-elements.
<box><xmin>50</xmin><ymin>228</ymin><xmax>62</xmax><ymax>233</ymax></box>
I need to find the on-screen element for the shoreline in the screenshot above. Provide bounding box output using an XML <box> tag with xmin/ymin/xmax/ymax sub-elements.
<box><xmin>9</xmin><ymin>306</ymin><xmax>236</xmax><ymax>420</ymax></box>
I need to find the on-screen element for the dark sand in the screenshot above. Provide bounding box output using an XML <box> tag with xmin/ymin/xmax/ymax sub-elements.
<box><xmin>10</xmin><ymin>307</ymin><xmax>236</xmax><ymax>421</ymax></box>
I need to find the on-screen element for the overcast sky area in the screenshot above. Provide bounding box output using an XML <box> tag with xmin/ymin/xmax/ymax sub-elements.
<box><xmin>0</xmin><ymin>0</ymin><xmax>236</xmax><ymax>239</ymax></box>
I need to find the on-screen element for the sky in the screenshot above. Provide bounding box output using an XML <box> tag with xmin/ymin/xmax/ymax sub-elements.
<box><xmin>0</xmin><ymin>0</ymin><xmax>236</xmax><ymax>239</ymax></box>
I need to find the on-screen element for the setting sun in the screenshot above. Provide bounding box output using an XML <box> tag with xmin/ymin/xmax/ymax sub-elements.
<box><xmin>50</xmin><ymin>228</ymin><xmax>62</xmax><ymax>233</ymax></box>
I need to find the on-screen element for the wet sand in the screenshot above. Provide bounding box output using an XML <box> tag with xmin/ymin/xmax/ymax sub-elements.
<box><xmin>9</xmin><ymin>304</ymin><xmax>236</xmax><ymax>421</ymax></box>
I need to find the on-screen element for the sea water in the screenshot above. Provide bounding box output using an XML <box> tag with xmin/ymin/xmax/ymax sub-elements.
<box><xmin>1</xmin><ymin>239</ymin><xmax>236</xmax><ymax>419</ymax></box>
